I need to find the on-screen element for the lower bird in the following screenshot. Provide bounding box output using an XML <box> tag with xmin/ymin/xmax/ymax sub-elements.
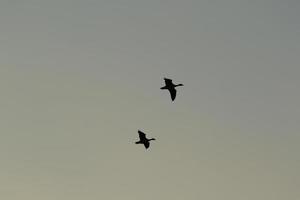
<box><xmin>160</xmin><ymin>77</ymin><xmax>183</xmax><ymax>101</ymax></box>
<box><xmin>135</xmin><ymin>130</ymin><xmax>155</xmax><ymax>149</ymax></box>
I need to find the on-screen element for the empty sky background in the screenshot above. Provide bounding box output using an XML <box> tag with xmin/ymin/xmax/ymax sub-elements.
<box><xmin>0</xmin><ymin>0</ymin><xmax>299</xmax><ymax>199</ymax></box>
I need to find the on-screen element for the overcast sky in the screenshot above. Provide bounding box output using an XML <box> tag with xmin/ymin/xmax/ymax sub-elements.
<box><xmin>0</xmin><ymin>1</ymin><xmax>299</xmax><ymax>199</ymax></box>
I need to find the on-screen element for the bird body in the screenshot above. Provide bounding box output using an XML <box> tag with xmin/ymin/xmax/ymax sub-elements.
<box><xmin>135</xmin><ymin>130</ymin><xmax>155</xmax><ymax>149</ymax></box>
<box><xmin>160</xmin><ymin>78</ymin><xmax>183</xmax><ymax>101</ymax></box>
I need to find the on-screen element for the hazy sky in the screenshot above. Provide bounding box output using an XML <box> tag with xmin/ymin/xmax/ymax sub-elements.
<box><xmin>0</xmin><ymin>1</ymin><xmax>299</xmax><ymax>199</ymax></box>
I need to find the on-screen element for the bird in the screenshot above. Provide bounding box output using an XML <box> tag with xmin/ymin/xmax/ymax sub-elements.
<box><xmin>135</xmin><ymin>130</ymin><xmax>155</xmax><ymax>149</ymax></box>
<box><xmin>160</xmin><ymin>78</ymin><xmax>183</xmax><ymax>101</ymax></box>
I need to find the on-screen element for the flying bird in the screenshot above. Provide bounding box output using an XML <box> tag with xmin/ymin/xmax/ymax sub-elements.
<box><xmin>135</xmin><ymin>130</ymin><xmax>155</xmax><ymax>149</ymax></box>
<box><xmin>160</xmin><ymin>78</ymin><xmax>183</xmax><ymax>101</ymax></box>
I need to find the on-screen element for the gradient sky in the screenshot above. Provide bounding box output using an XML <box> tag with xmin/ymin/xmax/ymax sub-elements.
<box><xmin>0</xmin><ymin>1</ymin><xmax>299</xmax><ymax>199</ymax></box>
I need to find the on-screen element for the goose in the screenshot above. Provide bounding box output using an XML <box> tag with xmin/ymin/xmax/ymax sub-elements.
<box><xmin>135</xmin><ymin>130</ymin><xmax>155</xmax><ymax>149</ymax></box>
<box><xmin>160</xmin><ymin>78</ymin><xmax>183</xmax><ymax>101</ymax></box>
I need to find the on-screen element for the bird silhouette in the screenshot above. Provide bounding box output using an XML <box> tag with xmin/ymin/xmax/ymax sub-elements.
<box><xmin>135</xmin><ymin>130</ymin><xmax>155</xmax><ymax>149</ymax></box>
<box><xmin>160</xmin><ymin>78</ymin><xmax>183</xmax><ymax>101</ymax></box>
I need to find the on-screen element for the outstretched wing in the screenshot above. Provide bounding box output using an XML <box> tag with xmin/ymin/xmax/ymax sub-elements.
<box><xmin>168</xmin><ymin>88</ymin><xmax>177</xmax><ymax>101</ymax></box>
<box><xmin>143</xmin><ymin>141</ymin><xmax>150</xmax><ymax>149</ymax></box>
<box><xmin>164</xmin><ymin>78</ymin><xmax>173</xmax><ymax>86</ymax></box>
<box><xmin>138</xmin><ymin>130</ymin><xmax>147</xmax><ymax>140</ymax></box>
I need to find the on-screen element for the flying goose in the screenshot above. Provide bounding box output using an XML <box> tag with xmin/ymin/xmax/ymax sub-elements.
<box><xmin>135</xmin><ymin>130</ymin><xmax>155</xmax><ymax>149</ymax></box>
<box><xmin>160</xmin><ymin>78</ymin><xmax>183</xmax><ymax>101</ymax></box>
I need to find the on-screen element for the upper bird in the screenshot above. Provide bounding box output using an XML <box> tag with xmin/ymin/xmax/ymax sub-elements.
<box><xmin>160</xmin><ymin>78</ymin><xmax>183</xmax><ymax>101</ymax></box>
<box><xmin>135</xmin><ymin>130</ymin><xmax>155</xmax><ymax>149</ymax></box>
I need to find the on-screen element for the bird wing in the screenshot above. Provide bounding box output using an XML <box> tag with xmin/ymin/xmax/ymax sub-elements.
<box><xmin>143</xmin><ymin>141</ymin><xmax>150</xmax><ymax>149</ymax></box>
<box><xmin>138</xmin><ymin>130</ymin><xmax>147</xmax><ymax>140</ymax></box>
<box><xmin>169</xmin><ymin>88</ymin><xmax>177</xmax><ymax>101</ymax></box>
<box><xmin>164</xmin><ymin>78</ymin><xmax>173</xmax><ymax>86</ymax></box>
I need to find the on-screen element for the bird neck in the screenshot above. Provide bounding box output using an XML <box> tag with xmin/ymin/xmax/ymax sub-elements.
<box><xmin>175</xmin><ymin>84</ymin><xmax>183</xmax><ymax>87</ymax></box>
<box><xmin>148</xmin><ymin>138</ymin><xmax>155</xmax><ymax>141</ymax></box>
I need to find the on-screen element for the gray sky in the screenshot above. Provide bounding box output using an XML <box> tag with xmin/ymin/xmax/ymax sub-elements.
<box><xmin>0</xmin><ymin>1</ymin><xmax>299</xmax><ymax>199</ymax></box>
